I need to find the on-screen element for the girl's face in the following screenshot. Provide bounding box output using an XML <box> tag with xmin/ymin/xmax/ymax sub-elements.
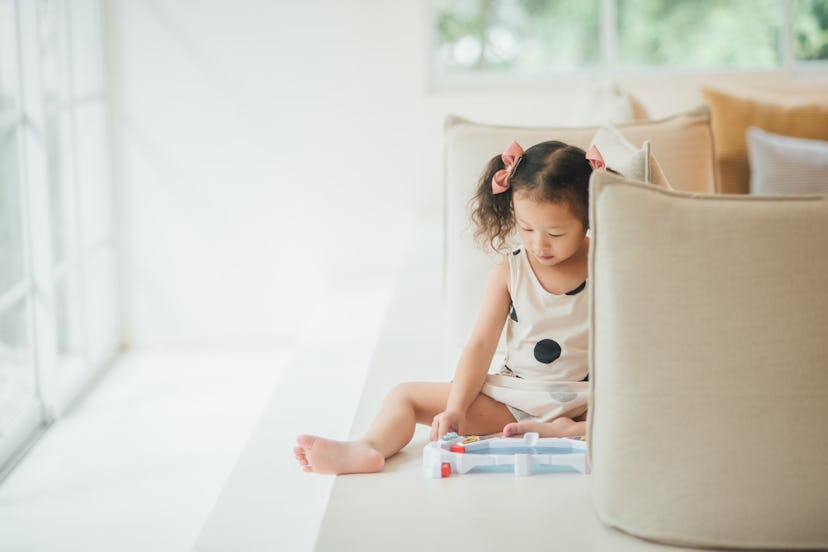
<box><xmin>513</xmin><ymin>193</ymin><xmax>587</xmax><ymax>268</ymax></box>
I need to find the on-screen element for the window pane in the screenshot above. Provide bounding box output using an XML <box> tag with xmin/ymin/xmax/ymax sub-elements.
<box><xmin>0</xmin><ymin>126</ymin><xmax>25</xmax><ymax>293</ymax></box>
<box><xmin>792</xmin><ymin>0</ymin><xmax>828</xmax><ymax>61</ymax></box>
<box><xmin>70</xmin><ymin>0</ymin><xmax>105</xmax><ymax>97</ymax></box>
<box><xmin>44</xmin><ymin>109</ymin><xmax>74</xmax><ymax>265</ymax></box>
<box><xmin>55</xmin><ymin>269</ymin><xmax>83</xmax><ymax>358</ymax></box>
<box><xmin>76</xmin><ymin>101</ymin><xmax>111</xmax><ymax>249</ymax></box>
<box><xmin>617</xmin><ymin>0</ymin><xmax>782</xmax><ymax>69</ymax></box>
<box><xmin>0</xmin><ymin>299</ymin><xmax>35</xmax><ymax>439</ymax></box>
<box><xmin>37</xmin><ymin>0</ymin><xmax>70</xmax><ymax>107</ymax></box>
<box><xmin>0</xmin><ymin>0</ymin><xmax>19</xmax><ymax>113</ymax></box>
<box><xmin>433</xmin><ymin>0</ymin><xmax>601</xmax><ymax>75</ymax></box>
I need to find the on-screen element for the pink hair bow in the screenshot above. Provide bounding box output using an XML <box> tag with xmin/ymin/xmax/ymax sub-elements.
<box><xmin>491</xmin><ymin>141</ymin><xmax>525</xmax><ymax>195</ymax></box>
<box><xmin>586</xmin><ymin>145</ymin><xmax>606</xmax><ymax>170</ymax></box>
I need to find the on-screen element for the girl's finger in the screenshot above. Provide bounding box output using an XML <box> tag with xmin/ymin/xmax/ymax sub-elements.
<box><xmin>439</xmin><ymin>420</ymin><xmax>450</xmax><ymax>440</ymax></box>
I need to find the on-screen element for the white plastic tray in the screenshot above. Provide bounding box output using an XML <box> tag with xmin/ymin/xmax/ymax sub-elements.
<box><xmin>423</xmin><ymin>432</ymin><xmax>589</xmax><ymax>478</ymax></box>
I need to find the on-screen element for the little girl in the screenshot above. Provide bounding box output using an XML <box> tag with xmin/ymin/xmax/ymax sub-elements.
<box><xmin>294</xmin><ymin>139</ymin><xmax>604</xmax><ymax>474</ymax></box>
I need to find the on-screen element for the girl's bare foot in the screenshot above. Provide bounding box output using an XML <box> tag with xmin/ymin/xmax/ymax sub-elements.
<box><xmin>503</xmin><ymin>420</ymin><xmax>549</xmax><ymax>437</ymax></box>
<box><xmin>502</xmin><ymin>418</ymin><xmax>583</xmax><ymax>438</ymax></box>
<box><xmin>294</xmin><ymin>435</ymin><xmax>385</xmax><ymax>475</ymax></box>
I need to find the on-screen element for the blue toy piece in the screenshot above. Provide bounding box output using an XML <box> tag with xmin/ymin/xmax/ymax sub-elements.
<box><xmin>423</xmin><ymin>432</ymin><xmax>588</xmax><ymax>478</ymax></box>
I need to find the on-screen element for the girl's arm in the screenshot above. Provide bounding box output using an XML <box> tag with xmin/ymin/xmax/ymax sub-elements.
<box><xmin>431</xmin><ymin>259</ymin><xmax>511</xmax><ymax>440</ymax></box>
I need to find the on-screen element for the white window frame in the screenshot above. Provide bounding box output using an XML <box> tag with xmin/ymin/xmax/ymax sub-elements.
<box><xmin>0</xmin><ymin>0</ymin><xmax>118</xmax><ymax>479</ymax></box>
<box><xmin>428</xmin><ymin>0</ymin><xmax>828</xmax><ymax>89</ymax></box>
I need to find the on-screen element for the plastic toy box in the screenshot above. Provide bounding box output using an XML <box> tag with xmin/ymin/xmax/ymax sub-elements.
<box><xmin>423</xmin><ymin>432</ymin><xmax>589</xmax><ymax>478</ymax></box>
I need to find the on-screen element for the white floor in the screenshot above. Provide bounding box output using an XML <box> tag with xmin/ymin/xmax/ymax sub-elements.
<box><xmin>0</xmin><ymin>282</ymin><xmax>392</xmax><ymax>552</ymax></box>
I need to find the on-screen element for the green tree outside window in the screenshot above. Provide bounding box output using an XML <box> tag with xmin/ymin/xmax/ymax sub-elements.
<box><xmin>433</xmin><ymin>0</ymin><xmax>828</xmax><ymax>76</ymax></box>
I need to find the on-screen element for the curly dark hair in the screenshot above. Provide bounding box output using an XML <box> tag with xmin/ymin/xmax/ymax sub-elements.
<box><xmin>470</xmin><ymin>141</ymin><xmax>592</xmax><ymax>252</ymax></box>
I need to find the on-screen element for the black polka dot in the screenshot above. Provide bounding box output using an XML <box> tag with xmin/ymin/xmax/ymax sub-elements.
<box><xmin>565</xmin><ymin>281</ymin><xmax>587</xmax><ymax>295</ymax></box>
<box><xmin>512</xmin><ymin>248</ymin><xmax>521</xmax><ymax>256</ymax></box>
<box><xmin>549</xmin><ymin>390</ymin><xmax>577</xmax><ymax>403</ymax></box>
<box><xmin>510</xmin><ymin>305</ymin><xmax>518</xmax><ymax>322</ymax></box>
<box><xmin>534</xmin><ymin>339</ymin><xmax>562</xmax><ymax>364</ymax></box>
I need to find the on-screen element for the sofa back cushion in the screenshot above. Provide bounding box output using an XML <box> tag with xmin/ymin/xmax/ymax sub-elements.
<box><xmin>588</xmin><ymin>171</ymin><xmax>828</xmax><ymax>549</ymax></box>
<box><xmin>444</xmin><ymin>109</ymin><xmax>717</xmax><ymax>347</ymax></box>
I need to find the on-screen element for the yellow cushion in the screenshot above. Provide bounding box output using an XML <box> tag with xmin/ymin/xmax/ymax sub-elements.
<box><xmin>701</xmin><ymin>87</ymin><xmax>828</xmax><ymax>194</ymax></box>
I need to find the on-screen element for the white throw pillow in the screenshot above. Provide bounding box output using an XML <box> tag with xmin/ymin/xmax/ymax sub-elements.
<box><xmin>589</xmin><ymin>124</ymin><xmax>671</xmax><ymax>189</ymax></box>
<box><xmin>568</xmin><ymin>82</ymin><xmax>650</xmax><ymax>125</ymax></box>
<box><xmin>588</xmin><ymin>170</ymin><xmax>828</xmax><ymax>549</ymax></box>
<box><xmin>747</xmin><ymin>126</ymin><xmax>828</xmax><ymax>195</ymax></box>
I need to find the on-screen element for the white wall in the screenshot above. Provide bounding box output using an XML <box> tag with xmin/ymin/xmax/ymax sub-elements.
<box><xmin>106</xmin><ymin>0</ymin><xmax>828</xmax><ymax>348</ymax></box>
<box><xmin>107</xmin><ymin>0</ymin><xmax>434</xmax><ymax>347</ymax></box>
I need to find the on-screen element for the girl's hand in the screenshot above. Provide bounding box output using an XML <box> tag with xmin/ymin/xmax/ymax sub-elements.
<box><xmin>430</xmin><ymin>410</ymin><xmax>465</xmax><ymax>442</ymax></box>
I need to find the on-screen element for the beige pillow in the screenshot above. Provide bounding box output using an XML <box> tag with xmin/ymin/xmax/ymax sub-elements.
<box><xmin>701</xmin><ymin>86</ymin><xmax>828</xmax><ymax>195</ymax></box>
<box><xmin>445</xmin><ymin>106</ymin><xmax>714</xmax><ymax>195</ymax></box>
<box><xmin>444</xmin><ymin>109</ymin><xmax>715</xmax><ymax>347</ymax></box>
<box><xmin>588</xmin><ymin>170</ymin><xmax>828</xmax><ymax>549</ymax></box>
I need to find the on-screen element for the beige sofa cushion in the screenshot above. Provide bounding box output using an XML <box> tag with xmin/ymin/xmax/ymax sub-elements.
<box><xmin>444</xmin><ymin>109</ymin><xmax>717</xmax><ymax>347</ymax></box>
<box><xmin>588</xmin><ymin>171</ymin><xmax>828</xmax><ymax>549</ymax></box>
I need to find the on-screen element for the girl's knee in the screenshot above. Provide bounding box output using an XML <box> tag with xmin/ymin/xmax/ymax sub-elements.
<box><xmin>387</xmin><ymin>381</ymin><xmax>414</xmax><ymax>400</ymax></box>
<box><xmin>385</xmin><ymin>382</ymin><xmax>445</xmax><ymax>419</ymax></box>
<box><xmin>385</xmin><ymin>382</ymin><xmax>423</xmax><ymax>408</ymax></box>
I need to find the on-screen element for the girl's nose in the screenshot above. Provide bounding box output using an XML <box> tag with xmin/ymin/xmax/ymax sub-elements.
<box><xmin>534</xmin><ymin>235</ymin><xmax>549</xmax><ymax>251</ymax></box>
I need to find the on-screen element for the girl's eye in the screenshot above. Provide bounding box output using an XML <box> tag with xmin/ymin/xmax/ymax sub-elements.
<box><xmin>520</xmin><ymin>227</ymin><xmax>533</xmax><ymax>232</ymax></box>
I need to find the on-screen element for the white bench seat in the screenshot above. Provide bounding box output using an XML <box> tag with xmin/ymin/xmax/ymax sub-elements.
<box><xmin>195</xmin><ymin>221</ymin><xmax>723</xmax><ymax>551</ymax></box>
<box><xmin>314</xmin><ymin>222</ymin><xmax>703</xmax><ymax>551</ymax></box>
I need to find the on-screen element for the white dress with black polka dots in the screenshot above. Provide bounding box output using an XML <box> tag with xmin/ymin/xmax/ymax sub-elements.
<box><xmin>480</xmin><ymin>248</ymin><xmax>590</xmax><ymax>423</ymax></box>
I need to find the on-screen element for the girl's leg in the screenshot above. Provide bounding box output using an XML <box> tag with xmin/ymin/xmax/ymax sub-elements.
<box><xmin>361</xmin><ymin>382</ymin><xmax>516</xmax><ymax>456</ymax></box>
<box><xmin>294</xmin><ymin>381</ymin><xmax>442</xmax><ymax>475</ymax></box>
<box><xmin>294</xmin><ymin>382</ymin><xmax>515</xmax><ymax>475</ymax></box>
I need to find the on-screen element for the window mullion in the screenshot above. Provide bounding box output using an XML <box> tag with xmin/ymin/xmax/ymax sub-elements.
<box><xmin>0</xmin><ymin>109</ymin><xmax>22</xmax><ymax>128</ymax></box>
<box><xmin>601</xmin><ymin>0</ymin><xmax>618</xmax><ymax>75</ymax></box>
<box><xmin>64</xmin><ymin>0</ymin><xmax>91</xmax><ymax>374</ymax></box>
<box><xmin>781</xmin><ymin>0</ymin><xmax>793</xmax><ymax>70</ymax></box>
<box><xmin>0</xmin><ymin>280</ymin><xmax>29</xmax><ymax>313</ymax></box>
<box><xmin>17</xmin><ymin>0</ymin><xmax>60</xmax><ymax>420</ymax></box>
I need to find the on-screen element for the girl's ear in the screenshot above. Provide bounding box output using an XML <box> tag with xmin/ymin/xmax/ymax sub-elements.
<box><xmin>586</xmin><ymin>145</ymin><xmax>606</xmax><ymax>170</ymax></box>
